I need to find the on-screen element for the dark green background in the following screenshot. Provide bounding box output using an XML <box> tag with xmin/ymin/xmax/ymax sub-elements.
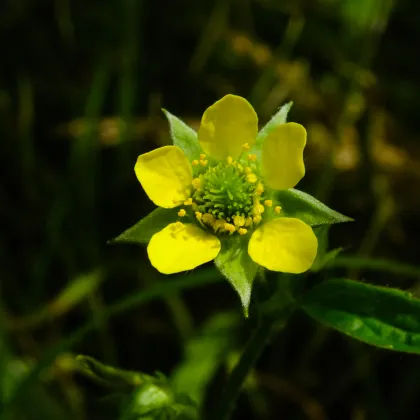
<box><xmin>2</xmin><ymin>0</ymin><xmax>420</xmax><ymax>419</ymax></box>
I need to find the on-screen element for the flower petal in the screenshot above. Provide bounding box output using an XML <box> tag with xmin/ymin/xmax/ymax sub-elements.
<box><xmin>198</xmin><ymin>94</ymin><xmax>258</xmax><ymax>160</ymax></box>
<box><xmin>147</xmin><ymin>223</ymin><xmax>221</xmax><ymax>274</ymax></box>
<box><xmin>248</xmin><ymin>217</ymin><xmax>317</xmax><ymax>273</ymax></box>
<box><xmin>135</xmin><ymin>146</ymin><xmax>193</xmax><ymax>208</ymax></box>
<box><xmin>262</xmin><ymin>122</ymin><xmax>306</xmax><ymax>190</ymax></box>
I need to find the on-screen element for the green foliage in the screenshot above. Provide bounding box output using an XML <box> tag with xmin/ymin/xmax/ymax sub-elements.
<box><xmin>110</xmin><ymin>208</ymin><xmax>180</xmax><ymax>245</ymax></box>
<box><xmin>275</xmin><ymin>188</ymin><xmax>354</xmax><ymax>226</ymax></box>
<box><xmin>214</xmin><ymin>236</ymin><xmax>259</xmax><ymax>317</ymax></box>
<box><xmin>256</xmin><ymin>102</ymin><xmax>293</xmax><ymax>146</ymax></box>
<box><xmin>302</xmin><ymin>279</ymin><xmax>420</xmax><ymax>353</ymax></box>
<box><xmin>171</xmin><ymin>312</ymin><xmax>239</xmax><ymax>406</ymax></box>
<box><xmin>162</xmin><ymin>109</ymin><xmax>202</xmax><ymax>161</ymax></box>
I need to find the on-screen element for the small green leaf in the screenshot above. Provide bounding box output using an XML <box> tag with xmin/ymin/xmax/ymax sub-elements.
<box><xmin>110</xmin><ymin>208</ymin><xmax>179</xmax><ymax>245</ymax></box>
<box><xmin>214</xmin><ymin>236</ymin><xmax>259</xmax><ymax>317</ymax></box>
<box><xmin>162</xmin><ymin>109</ymin><xmax>202</xmax><ymax>161</ymax></box>
<box><xmin>171</xmin><ymin>312</ymin><xmax>239</xmax><ymax>405</ymax></box>
<box><xmin>275</xmin><ymin>189</ymin><xmax>354</xmax><ymax>226</ymax></box>
<box><xmin>256</xmin><ymin>101</ymin><xmax>293</xmax><ymax>146</ymax></box>
<box><xmin>302</xmin><ymin>279</ymin><xmax>420</xmax><ymax>353</ymax></box>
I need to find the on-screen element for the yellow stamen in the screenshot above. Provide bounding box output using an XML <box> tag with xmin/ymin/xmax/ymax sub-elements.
<box><xmin>242</xmin><ymin>143</ymin><xmax>250</xmax><ymax>150</ymax></box>
<box><xmin>184</xmin><ymin>198</ymin><xmax>193</xmax><ymax>205</ymax></box>
<box><xmin>253</xmin><ymin>215</ymin><xmax>262</xmax><ymax>224</ymax></box>
<box><xmin>232</xmin><ymin>160</ymin><xmax>237</xmax><ymax>167</ymax></box>
<box><xmin>177</xmin><ymin>208</ymin><xmax>186</xmax><ymax>217</ymax></box>
<box><xmin>192</xmin><ymin>178</ymin><xmax>201</xmax><ymax>189</ymax></box>
<box><xmin>244</xmin><ymin>167</ymin><xmax>253</xmax><ymax>174</ymax></box>
<box><xmin>253</xmin><ymin>203</ymin><xmax>265</xmax><ymax>215</ymax></box>
<box><xmin>264</xmin><ymin>200</ymin><xmax>273</xmax><ymax>207</ymax></box>
<box><xmin>224</xmin><ymin>223</ymin><xmax>236</xmax><ymax>234</ymax></box>
<box><xmin>245</xmin><ymin>217</ymin><xmax>253</xmax><ymax>227</ymax></box>
<box><xmin>202</xmin><ymin>213</ymin><xmax>215</xmax><ymax>225</ymax></box>
<box><xmin>200</xmin><ymin>153</ymin><xmax>206</xmax><ymax>160</ymax></box>
<box><xmin>233</xmin><ymin>215</ymin><xmax>245</xmax><ymax>227</ymax></box>
<box><xmin>246</xmin><ymin>173</ymin><xmax>258</xmax><ymax>183</ymax></box>
<box><xmin>213</xmin><ymin>218</ymin><xmax>226</xmax><ymax>232</ymax></box>
<box><xmin>226</xmin><ymin>156</ymin><xmax>233</xmax><ymax>165</ymax></box>
<box><xmin>237</xmin><ymin>163</ymin><xmax>243</xmax><ymax>172</ymax></box>
<box><xmin>192</xmin><ymin>159</ymin><xmax>199</xmax><ymax>166</ymax></box>
<box><xmin>199</xmin><ymin>159</ymin><xmax>208</xmax><ymax>166</ymax></box>
<box><xmin>238</xmin><ymin>228</ymin><xmax>248</xmax><ymax>235</ymax></box>
<box><xmin>255</xmin><ymin>182</ymin><xmax>264</xmax><ymax>196</ymax></box>
<box><xmin>195</xmin><ymin>211</ymin><xmax>202</xmax><ymax>220</ymax></box>
<box><xmin>275</xmin><ymin>206</ymin><xmax>282</xmax><ymax>214</ymax></box>
<box><xmin>248</xmin><ymin>154</ymin><xmax>257</xmax><ymax>162</ymax></box>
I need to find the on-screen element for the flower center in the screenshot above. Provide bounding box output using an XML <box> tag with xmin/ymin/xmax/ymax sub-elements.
<box><xmin>179</xmin><ymin>151</ymin><xmax>270</xmax><ymax>235</ymax></box>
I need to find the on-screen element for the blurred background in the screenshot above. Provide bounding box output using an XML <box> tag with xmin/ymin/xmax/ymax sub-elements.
<box><xmin>2</xmin><ymin>0</ymin><xmax>420</xmax><ymax>418</ymax></box>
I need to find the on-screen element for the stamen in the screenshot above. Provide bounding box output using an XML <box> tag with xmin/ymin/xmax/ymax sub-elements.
<box><xmin>253</xmin><ymin>215</ymin><xmax>262</xmax><ymax>224</ymax></box>
<box><xmin>244</xmin><ymin>167</ymin><xmax>253</xmax><ymax>174</ymax></box>
<box><xmin>275</xmin><ymin>206</ymin><xmax>282</xmax><ymax>214</ymax></box>
<box><xmin>195</xmin><ymin>211</ymin><xmax>202</xmax><ymax>220</ymax></box>
<box><xmin>200</xmin><ymin>153</ymin><xmax>207</xmax><ymax>160</ymax></box>
<box><xmin>224</xmin><ymin>223</ymin><xmax>236</xmax><ymax>234</ymax></box>
<box><xmin>246</xmin><ymin>173</ymin><xmax>258</xmax><ymax>183</ymax></box>
<box><xmin>247</xmin><ymin>154</ymin><xmax>257</xmax><ymax>161</ymax></box>
<box><xmin>238</xmin><ymin>228</ymin><xmax>248</xmax><ymax>235</ymax></box>
<box><xmin>242</xmin><ymin>143</ymin><xmax>250</xmax><ymax>150</ymax></box>
<box><xmin>226</xmin><ymin>156</ymin><xmax>233</xmax><ymax>165</ymax></box>
<box><xmin>264</xmin><ymin>200</ymin><xmax>273</xmax><ymax>207</ymax></box>
<box><xmin>184</xmin><ymin>198</ymin><xmax>193</xmax><ymax>205</ymax></box>
<box><xmin>192</xmin><ymin>159</ymin><xmax>199</xmax><ymax>166</ymax></box>
<box><xmin>199</xmin><ymin>159</ymin><xmax>208</xmax><ymax>166</ymax></box>
<box><xmin>192</xmin><ymin>178</ymin><xmax>201</xmax><ymax>189</ymax></box>
<box><xmin>178</xmin><ymin>208</ymin><xmax>186</xmax><ymax>217</ymax></box>
<box><xmin>233</xmin><ymin>215</ymin><xmax>245</xmax><ymax>227</ymax></box>
<box><xmin>255</xmin><ymin>182</ymin><xmax>264</xmax><ymax>196</ymax></box>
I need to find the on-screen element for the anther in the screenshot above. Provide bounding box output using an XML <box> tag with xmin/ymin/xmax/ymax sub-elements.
<box><xmin>253</xmin><ymin>215</ymin><xmax>262</xmax><ymax>224</ymax></box>
<box><xmin>264</xmin><ymin>200</ymin><xmax>273</xmax><ymax>207</ymax></box>
<box><xmin>192</xmin><ymin>178</ymin><xmax>201</xmax><ymax>189</ymax></box>
<box><xmin>247</xmin><ymin>154</ymin><xmax>257</xmax><ymax>161</ymax></box>
<box><xmin>192</xmin><ymin>159</ymin><xmax>199</xmax><ymax>166</ymax></box>
<box><xmin>202</xmin><ymin>213</ymin><xmax>214</xmax><ymax>225</ymax></box>
<box><xmin>178</xmin><ymin>208</ymin><xmax>186</xmax><ymax>217</ymax></box>
<box><xmin>233</xmin><ymin>215</ymin><xmax>245</xmax><ymax>227</ymax></box>
<box><xmin>200</xmin><ymin>153</ymin><xmax>206</xmax><ymax>160</ymax></box>
<box><xmin>255</xmin><ymin>182</ymin><xmax>264</xmax><ymax>196</ymax></box>
<box><xmin>195</xmin><ymin>211</ymin><xmax>202</xmax><ymax>220</ymax></box>
<box><xmin>184</xmin><ymin>198</ymin><xmax>193</xmax><ymax>205</ymax></box>
<box><xmin>246</xmin><ymin>173</ymin><xmax>258</xmax><ymax>183</ymax></box>
<box><xmin>238</xmin><ymin>228</ymin><xmax>248</xmax><ymax>235</ymax></box>
<box><xmin>244</xmin><ymin>167</ymin><xmax>253</xmax><ymax>174</ymax></box>
<box><xmin>224</xmin><ymin>223</ymin><xmax>236</xmax><ymax>234</ymax></box>
<box><xmin>242</xmin><ymin>143</ymin><xmax>250</xmax><ymax>150</ymax></box>
<box><xmin>226</xmin><ymin>156</ymin><xmax>233</xmax><ymax>165</ymax></box>
<box><xmin>275</xmin><ymin>206</ymin><xmax>282</xmax><ymax>214</ymax></box>
<box><xmin>199</xmin><ymin>159</ymin><xmax>208</xmax><ymax>166</ymax></box>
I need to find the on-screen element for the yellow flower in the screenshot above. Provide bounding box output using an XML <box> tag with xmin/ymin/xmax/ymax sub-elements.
<box><xmin>135</xmin><ymin>94</ymin><xmax>317</xmax><ymax>274</ymax></box>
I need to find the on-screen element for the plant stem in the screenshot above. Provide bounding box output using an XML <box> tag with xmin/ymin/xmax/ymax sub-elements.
<box><xmin>212</xmin><ymin>311</ymin><xmax>291</xmax><ymax>420</ymax></box>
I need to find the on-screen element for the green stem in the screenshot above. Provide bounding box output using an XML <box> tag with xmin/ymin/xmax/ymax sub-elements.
<box><xmin>212</xmin><ymin>309</ymin><xmax>291</xmax><ymax>420</ymax></box>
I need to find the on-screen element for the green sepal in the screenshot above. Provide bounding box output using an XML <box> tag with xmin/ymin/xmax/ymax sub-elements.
<box><xmin>214</xmin><ymin>235</ymin><xmax>259</xmax><ymax>317</ymax></box>
<box><xmin>256</xmin><ymin>101</ymin><xmax>293</xmax><ymax>147</ymax></box>
<box><xmin>162</xmin><ymin>109</ymin><xmax>202</xmax><ymax>161</ymax></box>
<box><xmin>302</xmin><ymin>279</ymin><xmax>420</xmax><ymax>354</ymax></box>
<box><xmin>275</xmin><ymin>188</ymin><xmax>354</xmax><ymax>226</ymax></box>
<box><xmin>109</xmin><ymin>207</ymin><xmax>180</xmax><ymax>245</ymax></box>
<box><xmin>310</xmin><ymin>225</ymin><xmax>343</xmax><ymax>272</ymax></box>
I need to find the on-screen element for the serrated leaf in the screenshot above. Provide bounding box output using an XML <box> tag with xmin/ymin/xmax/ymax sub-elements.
<box><xmin>302</xmin><ymin>279</ymin><xmax>420</xmax><ymax>353</ymax></box>
<box><xmin>214</xmin><ymin>236</ymin><xmax>259</xmax><ymax>317</ymax></box>
<box><xmin>110</xmin><ymin>208</ymin><xmax>179</xmax><ymax>245</ymax></box>
<box><xmin>275</xmin><ymin>189</ymin><xmax>354</xmax><ymax>226</ymax></box>
<box><xmin>256</xmin><ymin>101</ymin><xmax>293</xmax><ymax>146</ymax></box>
<box><xmin>162</xmin><ymin>109</ymin><xmax>202</xmax><ymax>161</ymax></box>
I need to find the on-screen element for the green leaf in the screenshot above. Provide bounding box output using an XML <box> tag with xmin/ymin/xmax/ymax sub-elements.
<box><xmin>162</xmin><ymin>109</ymin><xmax>202</xmax><ymax>161</ymax></box>
<box><xmin>171</xmin><ymin>312</ymin><xmax>239</xmax><ymax>405</ymax></box>
<box><xmin>302</xmin><ymin>279</ymin><xmax>420</xmax><ymax>354</ymax></box>
<box><xmin>214</xmin><ymin>236</ymin><xmax>259</xmax><ymax>317</ymax></box>
<box><xmin>275</xmin><ymin>189</ymin><xmax>354</xmax><ymax>226</ymax></box>
<box><xmin>110</xmin><ymin>207</ymin><xmax>179</xmax><ymax>245</ymax></box>
<box><xmin>256</xmin><ymin>101</ymin><xmax>293</xmax><ymax>146</ymax></box>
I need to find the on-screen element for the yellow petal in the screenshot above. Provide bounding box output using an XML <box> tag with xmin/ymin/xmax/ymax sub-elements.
<box><xmin>135</xmin><ymin>146</ymin><xmax>193</xmax><ymax>208</ymax></box>
<box><xmin>198</xmin><ymin>94</ymin><xmax>258</xmax><ymax>160</ymax></box>
<box><xmin>262</xmin><ymin>122</ymin><xmax>306</xmax><ymax>190</ymax></box>
<box><xmin>248</xmin><ymin>218</ymin><xmax>317</xmax><ymax>273</ymax></box>
<box><xmin>147</xmin><ymin>223</ymin><xmax>221</xmax><ymax>274</ymax></box>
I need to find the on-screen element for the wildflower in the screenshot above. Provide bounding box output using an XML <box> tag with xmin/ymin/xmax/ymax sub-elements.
<box><xmin>134</xmin><ymin>94</ymin><xmax>317</xmax><ymax>278</ymax></box>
